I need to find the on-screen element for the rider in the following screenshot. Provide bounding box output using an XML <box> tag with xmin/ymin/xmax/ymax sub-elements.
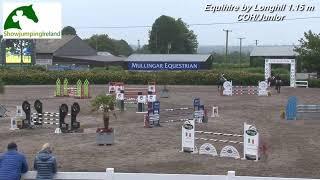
<box><xmin>270</xmin><ymin>74</ymin><xmax>276</xmax><ymax>86</ymax></box>
<box><xmin>220</xmin><ymin>73</ymin><xmax>226</xmax><ymax>82</ymax></box>
<box><xmin>218</xmin><ymin>73</ymin><xmax>227</xmax><ymax>95</ymax></box>
<box><xmin>275</xmin><ymin>74</ymin><xmax>281</xmax><ymax>83</ymax></box>
<box><xmin>267</xmin><ymin>77</ymin><xmax>272</xmax><ymax>87</ymax></box>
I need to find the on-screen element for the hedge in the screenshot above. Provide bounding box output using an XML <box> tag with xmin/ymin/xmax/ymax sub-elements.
<box><xmin>0</xmin><ymin>79</ymin><xmax>4</xmax><ymax>94</ymax></box>
<box><xmin>309</xmin><ymin>79</ymin><xmax>320</xmax><ymax>88</ymax></box>
<box><xmin>0</xmin><ymin>69</ymin><xmax>319</xmax><ymax>87</ymax></box>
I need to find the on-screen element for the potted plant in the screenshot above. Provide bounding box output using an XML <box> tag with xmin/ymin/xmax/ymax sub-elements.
<box><xmin>91</xmin><ymin>94</ymin><xmax>117</xmax><ymax>145</ymax></box>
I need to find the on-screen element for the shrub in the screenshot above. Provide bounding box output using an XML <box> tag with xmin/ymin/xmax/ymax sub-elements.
<box><xmin>1</xmin><ymin>68</ymin><xmax>320</xmax><ymax>87</ymax></box>
<box><xmin>107</xmin><ymin>65</ymin><xmax>124</xmax><ymax>71</ymax></box>
<box><xmin>309</xmin><ymin>79</ymin><xmax>320</xmax><ymax>88</ymax></box>
<box><xmin>0</xmin><ymin>79</ymin><xmax>4</xmax><ymax>94</ymax></box>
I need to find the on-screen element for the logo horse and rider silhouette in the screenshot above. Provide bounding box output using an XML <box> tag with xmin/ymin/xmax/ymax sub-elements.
<box><xmin>4</xmin><ymin>4</ymin><xmax>39</xmax><ymax>30</ymax></box>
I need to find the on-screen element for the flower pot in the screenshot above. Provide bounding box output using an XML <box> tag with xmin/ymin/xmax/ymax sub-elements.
<box><xmin>96</xmin><ymin>128</ymin><xmax>114</xmax><ymax>145</ymax></box>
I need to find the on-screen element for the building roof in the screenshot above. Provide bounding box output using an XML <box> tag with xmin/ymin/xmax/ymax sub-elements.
<box><xmin>97</xmin><ymin>51</ymin><xmax>114</xmax><ymax>56</ymax></box>
<box><xmin>250</xmin><ymin>46</ymin><xmax>297</xmax><ymax>57</ymax></box>
<box><xmin>56</xmin><ymin>55</ymin><xmax>125</xmax><ymax>62</ymax></box>
<box><xmin>126</xmin><ymin>54</ymin><xmax>212</xmax><ymax>62</ymax></box>
<box><xmin>36</xmin><ymin>35</ymin><xmax>76</xmax><ymax>53</ymax></box>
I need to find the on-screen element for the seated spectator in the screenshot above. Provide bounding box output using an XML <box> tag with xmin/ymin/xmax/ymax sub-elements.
<box><xmin>34</xmin><ymin>143</ymin><xmax>57</xmax><ymax>180</ymax></box>
<box><xmin>0</xmin><ymin>142</ymin><xmax>28</xmax><ymax>180</ymax></box>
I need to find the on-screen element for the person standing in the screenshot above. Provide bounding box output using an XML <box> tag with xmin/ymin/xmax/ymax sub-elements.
<box><xmin>0</xmin><ymin>142</ymin><xmax>29</xmax><ymax>180</ymax></box>
<box><xmin>33</xmin><ymin>143</ymin><xmax>57</xmax><ymax>180</ymax></box>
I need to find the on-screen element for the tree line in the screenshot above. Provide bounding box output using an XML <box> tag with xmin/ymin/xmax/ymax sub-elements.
<box><xmin>62</xmin><ymin>26</ymin><xmax>133</xmax><ymax>57</ymax></box>
<box><xmin>61</xmin><ymin>15</ymin><xmax>198</xmax><ymax>56</ymax></box>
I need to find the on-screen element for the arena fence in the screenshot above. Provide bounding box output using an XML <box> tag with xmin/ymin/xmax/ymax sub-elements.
<box><xmin>22</xmin><ymin>169</ymin><xmax>319</xmax><ymax>180</ymax></box>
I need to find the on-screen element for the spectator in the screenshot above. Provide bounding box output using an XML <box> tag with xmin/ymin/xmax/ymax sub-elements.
<box><xmin>0</xmin><ymin>142</ymin><xmax>28</xmax><ymax>180</ymax></box>
<box><xmin>33</xmin><ymin>143</ymin><xmax>57</xmax><ymax>180</ymax></box>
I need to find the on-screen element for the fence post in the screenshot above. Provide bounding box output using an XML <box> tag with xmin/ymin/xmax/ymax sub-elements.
<box><xmin>226</xmin><ymin>171</ymin><xmax>236</xmax><ymax>180</ymax></box>
<box><xmin>105</xmin><ymin>168</ymin><xmax>114</xmax><ymax>180</ymax></box>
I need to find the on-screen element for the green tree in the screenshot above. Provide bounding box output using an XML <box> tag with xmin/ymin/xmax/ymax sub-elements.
<box><xmin>85</xmin><ymin>34</ymin><xmax>115</xmax><ymax>53</ymax></box>
<box><xmin>85</xmin><ymin>34</ymin><xmax>133</xmax><ymax>56</ymax></box>
<box><xmin>135</xmin><ymin>45</ymin><xmax>151</xmax><ymax>54</ymax></box>
<box><xmin>148</xmin><ymin>15</ymin><xmax>198</xmax><ymax>54</ymax></box>
<box><xmin>212</xmin><ymin>51</ymin><xmax>250</xmax><ymax>64</ymax></box>
<box><xmin>294</xmin><ymin>30</ymin><xmax>320</xmax><ymax>74</ymax></box>
<box><xmin>112</xmin><ymin>39</ymin><xmax>133</xmax><ymax>56</ymax></box>
<box><xmin>62</xmin><ymin>26</ymin><xmax>77</xmax><ymax>35</ymax></box>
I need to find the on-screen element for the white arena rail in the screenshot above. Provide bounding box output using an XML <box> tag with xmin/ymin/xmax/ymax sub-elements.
<box><xmin>295</xmin><ymin>81</ymin><xmax>308</xmax><ymax>88</ymax></box>
<box><xmin>22</xmin><ymin>168</ymin><xmax>115</xmax><ymax>180</ymax></box>
<box><xmin>21</xmin><ymin>169</ymin><xmax>320</xmax><ymax>180</ymax></box>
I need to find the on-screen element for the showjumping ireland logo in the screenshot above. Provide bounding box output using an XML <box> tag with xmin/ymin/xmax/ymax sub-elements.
<box><xmin>4</xmin><ymin>5</ymin><xmax>39</xmax><ymax>30</ymax></box>
<box><xmin>3</xmin><ymin>2</ymin><xmax>62</xmax><ymax>39</ymax></box>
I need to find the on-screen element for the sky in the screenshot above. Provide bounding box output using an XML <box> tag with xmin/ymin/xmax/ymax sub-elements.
<box><xmin>1</xmin><ymin>0</ymin><xmax>320</xmax><ymax>46</ymax></box>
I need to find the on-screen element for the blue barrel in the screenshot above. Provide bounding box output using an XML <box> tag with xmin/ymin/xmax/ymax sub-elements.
<box><xmin>286</xmin><ymin>96</ymin><xmax>297</xmax><ymax>120</ymax></box>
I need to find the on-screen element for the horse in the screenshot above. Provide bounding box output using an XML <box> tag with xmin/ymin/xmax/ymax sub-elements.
<box><xmin>4</xmin><ymin>5</ymin><xmax>38</xmax><ymax>30</ymax></box>
<box><xmin>275</xmin><ymin>76</ymin><xmax>282</xmax><ymax>93</ymax></box>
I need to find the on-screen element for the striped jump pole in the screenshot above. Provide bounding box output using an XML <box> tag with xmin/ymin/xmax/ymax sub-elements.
<box><xmin>161</xmin><ymin>110</ymin><xmax>205</xmax><ymax>124</ymax></box>
<box><xmin>160</xmin><ymin>97</ymin><xmax>200</xmax><ymax>112</ymax></box>
<box><xmin>195</xmin><ymin>138</ymin><xmax>243</xmax><ymax>144</ymax></box>
<box><xmin>195</xmin><ymin>131</ymin><xmax>243</xmax><ymax>137</ymax></box>
<box><xmin>233</xmin><ymin>85</ymin><xmax>259</xmax><ymax>95</ymax></box>
<box><xmin>195</xmin><ymin>131</ymin><xmax>244</xmax><ymax>144</ymax></box>
<box><xmin>32</xmin><ymin>117</ymin><xmax>59</xmax><ymax>121</ymax></box>
<box><xmin>163</xmin><ymin>118</ymin><xmax>194</xmax><ymax>123</ymax></box>
<box><xmin>32</xmin><ymin>112</ymin><xmax>71</xmax><ymax>117</ymax></box>
<box><xmin>162</xmin><ymin>107</ymin><xmax>193</xmax><ymax>112</ymax></box>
